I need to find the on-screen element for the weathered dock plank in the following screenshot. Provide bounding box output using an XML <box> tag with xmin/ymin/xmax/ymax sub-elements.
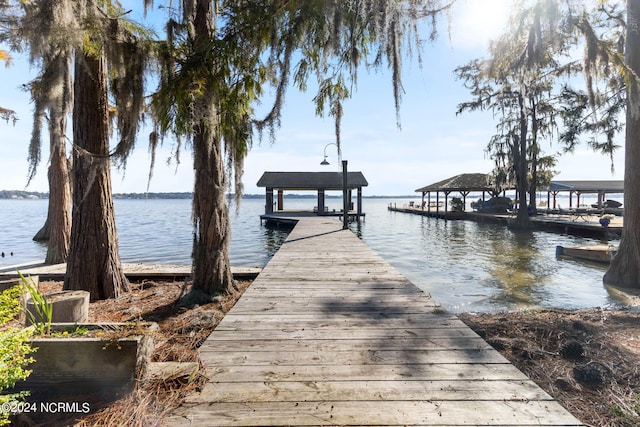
<box><xmin>205</xmin><ymin>327</ymin><xmax>479</xmax><ymax>340</ymax></box>
<box><xmin>198</xmin><ymin>362</ymin><xmax>533</xmax><ymax>383</ymax></box>
<box><xmin>171</xmin><ymin>401</ymin><xmax>580</xmax><ymax>426</ymax></box>
<box><xmin>168</xmin><ymin>216</ymin><xmax>583</xmax><ymax>426</ymax></box>
<box><xmin>190</xmin><ymin>379</ymin><xmax>553</xmax><ymax>402</ymax></box>
<box><xmin>199</xmin><ymin>348</ymin><xmax>509</xmax><ymax>365</ymax></box>
<box><xmin>213</xmin><ymin>313</ymin><xmax>469</xmax><ymax>329</ymax></box>
<box><xmin>199</xmin><ymin>337</ymin><xmax>492</xmax><ymax>352</ymax></box>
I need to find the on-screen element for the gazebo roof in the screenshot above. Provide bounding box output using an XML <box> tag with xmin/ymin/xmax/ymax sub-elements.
<box><xmin>415</xmin><ymin>173</ymin><xmax>494</xmax><ymax>193</ymax></box>
<box><xmin>257</xmin><ymin>171</ymin><xmax>368</xmax><ymax>191</ymax></box>
<box><xmin>546</xmin><ymin>180</ymin><xmax>624</xmax><ymax>193</ymax></box>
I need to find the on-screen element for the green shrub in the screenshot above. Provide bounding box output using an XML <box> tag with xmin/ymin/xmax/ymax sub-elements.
<box><xmin>0</xmin><ymin>282</ymin><xmax>36</xmax><ymax>425</ymax></box>
<box><xmin>0</xmin><ymin>284</ymin><xmax>22</xmax><ymax>325</ymax></box>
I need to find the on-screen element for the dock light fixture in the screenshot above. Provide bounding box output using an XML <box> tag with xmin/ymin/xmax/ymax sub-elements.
<box><xmin>320</xmin><ymin>143</ymin><xmax>349</xmax><ymax>230</ymax></box>
<box><xmin>320</xmin><ymin>143</ymin><xmax>340</xmax><ymax>166</ymax></box>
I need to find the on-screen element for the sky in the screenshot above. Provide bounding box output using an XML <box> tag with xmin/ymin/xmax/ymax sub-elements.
<box><xmin>0</xmin><ymin>0</ymin><xmax>625</xmax><ymax>196</ymax></box>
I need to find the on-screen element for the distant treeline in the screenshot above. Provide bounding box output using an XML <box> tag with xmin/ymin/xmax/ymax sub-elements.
<box><xmin>0</xmin><ymin>190</ymin><xmax>415</xmax><ymax>200</ymax></box>
<box><xmin>115</xmin><ymin>192</ymin><xmax>194</xmax><ymax>199</ymax></box>
<box><xmin>119</xmin><ymin>193</ymin><xmax>415</xmax><ymax>199</ymax></box>
<box><xmin>0</xmin><ymin>190</ymin><xmax>49</xmax><ymax>199</ymax></box>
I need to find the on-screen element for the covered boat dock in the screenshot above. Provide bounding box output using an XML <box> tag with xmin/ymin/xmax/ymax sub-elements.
<box><xmin>390</xmin><ymin>174</ymin><xmax>623</xmax><ymax>239</ymax></box>
<box><xmin>412</xmin><ymin>175</ymin><xmax>623</xmax><ymax>215</ymax></box>
<box><xmin>256</xmin><ymin>171</ymin><xmax>368</xmax><ymax>224</ymax></box>
<box><xmin>544</xmin><ymin>180</ymin><xmax>624</xmax><ymax>210</ymax></box>
<box><xmin>414</xmin><ymin>173</ymin><xmax>507</xmax><ymax>213</ymax></box>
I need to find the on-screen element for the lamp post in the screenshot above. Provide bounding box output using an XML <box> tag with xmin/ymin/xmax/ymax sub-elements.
<box><xmin>321</xmin><ymin>143</ymin><xmax>349</xmax><ymax>230</ymax></box>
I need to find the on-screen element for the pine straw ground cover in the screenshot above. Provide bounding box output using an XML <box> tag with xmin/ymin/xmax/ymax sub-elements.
<box><xmin>459</xmin><ymin>309</ymin><xmax>640</xmax><ymax>427</ymax></box>
<box><xmin>10</xmin><ymin>279</ymin><xmax>251</xmax><ymax>426</ymax></box>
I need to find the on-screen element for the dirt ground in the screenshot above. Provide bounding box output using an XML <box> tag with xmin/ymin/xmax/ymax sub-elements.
<box><xmin>10</xmin><ymin>280</ymin><xmax>640</xmax><ymax>426</ymax></box>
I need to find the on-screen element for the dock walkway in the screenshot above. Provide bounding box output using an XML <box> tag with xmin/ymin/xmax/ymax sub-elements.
<box><xmin>388</xmin><ymin>204</ymin><xmax>622</xmax><ymax>238</ymax></box>
<box><xmin>168</xmin><ymin>217</ymin><xmax>583</xmax><ymax>426</ymax></box>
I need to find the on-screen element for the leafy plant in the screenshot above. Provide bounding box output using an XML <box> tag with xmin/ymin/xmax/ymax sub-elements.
<box><xmin>0</xmin><ymin>284</ymin><xmax>22</xmax><ymax>325</ymax></box>
<box><xmin>19</xmin><ymin>272</ymin><xmax>52</xmax><ymax>335</ymax></box>
<box><xmin>0</xmin><ymin>284</ymin><xmax>35</xmax><ymax>426</ymax></box>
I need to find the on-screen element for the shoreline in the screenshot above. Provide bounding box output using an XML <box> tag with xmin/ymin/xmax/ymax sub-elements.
<box><xmin>8</xmin><ymin>278</ymin><xmax>640</xmax><ymax>426</ymax></box>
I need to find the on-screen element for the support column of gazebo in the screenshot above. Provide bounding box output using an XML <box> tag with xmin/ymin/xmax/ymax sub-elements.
<box><xmin>317</xmin><ymin>189</ymin><xmax>325</xmax><ymax>214</ymax></box>
<box><xmin>265</xmin><ymin>188</ymin><xmax>274</xmax><ymax>214</ymax></box>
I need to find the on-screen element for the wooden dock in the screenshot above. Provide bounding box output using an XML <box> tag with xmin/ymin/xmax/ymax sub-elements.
<box><xmin>0</xmin><ymin>262</ymin><xmax>261</xmax><ymax>281</ymax></box>
<box><xmin>388</xmin><ymin>204</ymin><xmax>622</xmax><ymax>238</ymax></box>
<box><xmin>556</xmin><ymin>244</ymin><xmax>618</xmax><ymax>263</ymax></box>
<box><xmin>167</xmin><ymin>217</ymin><xmax>583</xmax><ymax>426</ymax></box>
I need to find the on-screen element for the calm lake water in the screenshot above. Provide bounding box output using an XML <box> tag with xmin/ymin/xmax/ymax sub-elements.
<box><xmin>0</xmin><ymin>197</ymin><xmax>626</xmax><ymax>312</ymax></box>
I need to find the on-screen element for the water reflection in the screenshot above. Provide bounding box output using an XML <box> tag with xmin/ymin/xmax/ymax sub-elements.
<box><xmin>484</xmin><ymin>230</ymin><xmax>549</xmax><ymax>308</ymax></box>
<box><xmin>356</xmin><ymin>203</ymin><xmax>625</xmax><ymax>312</ymax></box>
<box><xmin>262</xmin><ymin>227</ymin><xmax>289</xmax><ymax>260</ymax></box>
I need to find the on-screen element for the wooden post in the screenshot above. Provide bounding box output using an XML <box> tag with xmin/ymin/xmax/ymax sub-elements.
<box><xmin>342</xmin><ymin>161</ymin><xmax>348</xmax><ymax>230</ymax></box>
<box><xmin>318</xmin><ymin>189</ymin><xmax>325</xmax><ymax>215</ymax></box>
<box><xmin>461</xmin><ymin>191</ymin><xmax>469</xmax><ymax>212</ymax></box>
<box><xmin>357</xmin><ymin>187</ymin><xmax>363</xmax><ymax>217</ymax></box>
<box><xmin>265</xmin><ymin>188</ymin><xmax>274</xmax><ymax>214</ymax></box>
<box><xmin>277</xmin><ymin>189</ymin><xmax>284</xmax><ymax>211</ymax></box>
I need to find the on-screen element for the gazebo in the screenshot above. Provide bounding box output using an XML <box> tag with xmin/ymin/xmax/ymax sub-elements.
<box><xmin>414</xmin><ymin>173</ymin><xmax>503</xmax><ymax>212</ymax></box>
<box><xmin>256</xmin><ymin>171</ymin><xmax>368</xmax><ymax>217</ymax></box>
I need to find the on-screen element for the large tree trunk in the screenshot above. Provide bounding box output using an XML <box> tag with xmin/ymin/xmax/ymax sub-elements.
<box><xmin>528</xmin><ymin>96</ymin><xmax>538</xmax><ymax>215</ymax></box>
<box><xmin>64</xmin><ymin>51</ymin><xmax>129</xmax><ymax>300</ymax></box>
<box><xmin>181</xmin><ymin>0</ymin><xmax>237</xmax><ymax>305</ymax></box>
<box><xmin>33</xmin><ymin>54</ymin><xmax>73</xmax><ymax>262</ymax></box>
<box><xmin>187</xmin><ymin>129</ymin><xmax>237</xmax><ymax>303</ymax></box>
<box><xmin>604</xmin><ymin>0</ymin><xmax>640</xmax><ymax>289</ymax></box>
<box><xmin>528</xmin><ymin>143</ymin><xmax>538</xmax><ymax>216</ymax></box>
<box><xmin>32</xmin><ymin>215</ymin><xmax>50</xmax><ymax>242</ymax></box>
<box><xmin>511</xmin><ymin>92</ymin><xmax>532</xmax><ymax>229</ymax></box>
<box><xmin>42</xmin><ymin>131</ymin><xmax>71</xmax><ymax>264</ymax></box>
